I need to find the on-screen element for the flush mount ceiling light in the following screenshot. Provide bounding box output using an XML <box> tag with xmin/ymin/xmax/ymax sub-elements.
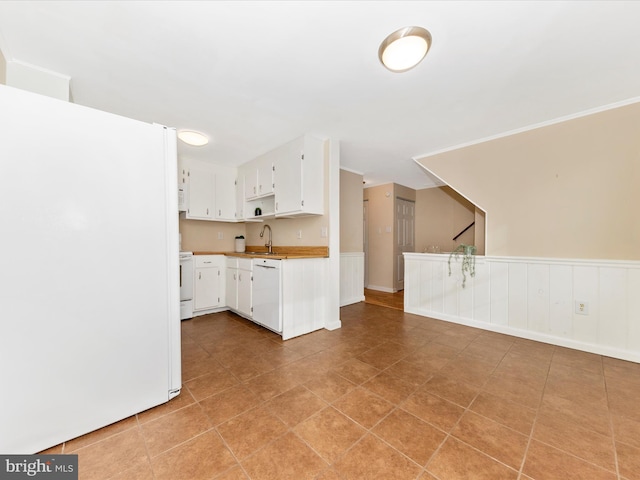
<box><xmin>177</xmin><ymin>130</ymin><xmax>209</xmax><ymax>146</ymax></box>
<box><xmin>378</xmin><ymin>26</ymin><xmax>432</xmax><ymax>73</ymax></box>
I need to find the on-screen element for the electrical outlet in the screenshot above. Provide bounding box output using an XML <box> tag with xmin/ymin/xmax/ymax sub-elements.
<box><xmin>218</xmin><ymin>232</ymin><xmax>223</xmax><ymax>240</ymax></box>
<box><xmin>296</xmin><ymin>230</ymin><xmax>302</xmax><ymax>239</ymax></box>
<box><xmin>575</xmin><ymin>300</ymin><xmax>589</xmax><ymax>315</ymax></box>
<box><xmin>321</xmin><ymin>227</ymin><xmax>328</xmax><ymax>238</ymax></box>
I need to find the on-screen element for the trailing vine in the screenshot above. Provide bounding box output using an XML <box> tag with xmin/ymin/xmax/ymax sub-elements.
<box><xmin>448</xmin><ymin>244</ymin><xmax>476</xmax><ymax>288</ymax></box>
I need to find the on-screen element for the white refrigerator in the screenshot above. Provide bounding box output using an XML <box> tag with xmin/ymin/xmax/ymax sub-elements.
<box><xmin>0</xmin><ymin>84</ymin><xmax>181</xmax><ymax>454</ymax></box>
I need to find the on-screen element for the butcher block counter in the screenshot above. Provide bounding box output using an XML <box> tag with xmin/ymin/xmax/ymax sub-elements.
<box><xmin>192</xmin><ymin>245</ymin><xmax>328</xmax><ymax>260</ymax></box>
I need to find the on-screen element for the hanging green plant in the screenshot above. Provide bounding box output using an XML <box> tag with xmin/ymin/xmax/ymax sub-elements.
<box><xmin>448</xmin><ymin>244</ymin><xmax>476</xmax><ymax>288</ymax></box>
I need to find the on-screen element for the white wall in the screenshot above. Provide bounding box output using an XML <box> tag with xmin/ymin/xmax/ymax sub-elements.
<box><xmin>405</xmin><ymin>253</ymin><xmax>640</xmax><ymax>363</ymax></box>
<box><xmin>6</xmin><ymin>60</ymin><xmax>70</xmax><ymax>101</ymax></box>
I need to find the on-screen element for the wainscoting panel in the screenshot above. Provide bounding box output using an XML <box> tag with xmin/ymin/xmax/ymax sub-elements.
<box><xmin>548</xmin><ymin>264</ymin><xmax>572</xmax><ymax>338</ymax></box>
<box><xmin>404</xmin><ymin>253</ymin><xmax>640</xmax><ymax>362</ymax></box>
<box><xmin>340</xmin><ymin>252</ymin><xmax>365</xmax><ymax>307</ymax></box>
<box><xmin>282</xmin><ymin>258</ymin><xmax>329</xmax><ymax>340</ymax></box>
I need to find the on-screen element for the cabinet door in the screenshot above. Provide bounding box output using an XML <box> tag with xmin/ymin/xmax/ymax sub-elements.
<box><xmin>235</xmin><ymin>174</ymin><xmax>244</xmax><ymax>220</ymax></box>
<box><xmin>214</xmin><ymin>167</ymin><xmax>237</xmax><ymax>221</ymax></box>
<box><xmin>274</xmin><ymin>135</ymin><xmax>324</xmax><ymax>217</ymax></box>
<box><xmin>237</xmin><ymin>268</ymin><xmax>252</xmax><ymax>317</ymax></box>
<box><xmin>187</xmin><ymin>168</ymin><xmax>214</xmax><ymax>219</ymax></box>
<box><xmin>244</xmin><ymin>164</ymin><xmax>258</xmax><ymax>200</ymax></box>
<box><xmin>274</xmin><ymin>138</ymin><xmax>303</xmax><ymax>215</ymax></box>
<box><xmin>194</xmin><ymin>266</ymin><xmax>220</xmax><ymax>310</ymax></box>
<box><xmin>225</xmin><ymin>267</ymin><xmax>238</xmax><ymax>310</ymax></box>
<box><xmin>256</xmin><ymin>152</ymin><xmax>275</xmax><ymax>197</ymax></box>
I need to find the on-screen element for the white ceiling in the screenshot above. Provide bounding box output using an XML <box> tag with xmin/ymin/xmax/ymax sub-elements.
<box><xmin>1</xmin><ymin>1</ymin><xmax>640</xmax><ymax>190</ymax></box>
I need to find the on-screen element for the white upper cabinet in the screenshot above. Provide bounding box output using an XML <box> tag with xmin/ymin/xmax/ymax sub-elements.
<box><xmin>243</xmin><ymin>163</ymin><xmax>258</xmax><ymax>201</ymax></box>
<box><xmin>274</xmin><ymin>134</ymin><xmax>325</xmax><ymax>217</ymax></box>
<box><xmin>214</xmin><ymin>164</ymin><xmax>237</xmax><ymax>221</ymax></box>
<box><xmin>235</xmin><ymin>172</ymin><xmax>244</xmax><ymax>220</ymax></box>
<box><xmin>179</xmin><ymin>158</ymin><xmax>237</xmax><ymax>222</ymax></box>
<box><xmin>186</xmin><ymin>165</ymin><xmax>214</xmax><ymax>220</ymax></box>
<box><xmin>244</xmin><ymin>151</ymin><xmax>275</xmax><ymax>200</ymax></box>
<box><xmin>178</xmin><ymin>134</ymin><xmax>325</xmax><ymax>223</ymax></box>
<box><xmin>257</xmin><ymin>151</ymin><xmax>275</xmax><ymax>198</ymax></box>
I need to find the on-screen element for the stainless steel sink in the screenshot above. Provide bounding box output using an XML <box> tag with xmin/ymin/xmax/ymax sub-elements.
<box><xmin>245</xmin><ymin>251</ymin><xmax>278</xmax><ymax>256</ymax></box>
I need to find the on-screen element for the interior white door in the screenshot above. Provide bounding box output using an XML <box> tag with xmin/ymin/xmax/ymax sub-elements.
<box><xmin>395</xmin><ymin>197</ymin><xmax>415</xmax><ymax>290</ymax></box>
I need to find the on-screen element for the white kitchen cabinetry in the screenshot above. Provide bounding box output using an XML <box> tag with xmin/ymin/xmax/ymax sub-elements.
<box><xmin>235</xmin><ymin>174</ymin><xmax>244</xmax><ymax>220</ymax></box>
<box><xmin>274</xmin><ymin>134</ymin><xmax>325</xmax><ymax>217</ymax></box>
<box><xmin>215</xmin><ymin>165</ymin><xmax>237</xmax><ymax>221</ymax></box>
<box><xmin>225</xmin><ymin>256</ymin><xmax>331</xmax><ymax>339</ymax></box>
<box><xmin>225</xmin><ymin>258</ymin><xmax>238</xmax><ymax>310</ymax></box>
<box><xmin>257</xmin><ymin>152</ymin><xmax>275</xmax><ymax>198</ymax></box>
<box><xmin>187</xmin><ymin>166</ymin><xmax>214</xmax><ymax>220</ymax></box>
<box><xmin>244</xmin><ymin>152</ymin><xmax>275</xmax><ymax>200</ymax></box>
<box><xmin>243</xmin><ymin>163</ymin><xmax>258</xmax><ymax>201</ymax></box>
<box><xmin>225</xmin><ymin>257</ymin><xmax>252</xmax><ymax>318</ymax></box>
<box><xmin>193</xmin><ymin>255</ymin><xmax>224</xmax><ymax>312</ymax></box>
<box><xmin>179</xmin><ymin>159</ymin><xmax>237</xmax><ymax>222</ymax></box>
<box><xmin>237</xmin><ymin>262</ymin><xmax>252</xmax><ymax>318</ymax></box>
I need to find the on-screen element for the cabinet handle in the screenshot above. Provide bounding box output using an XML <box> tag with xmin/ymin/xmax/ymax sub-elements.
<box><xmin>198</xmin><ymin>272</ymin><xmax>201</xmax><ymax>280</ymax></box>
<box><xmin>206</xmin><ymin>208</ymin><xmax>209</xmax><ymax>215</ymax></box>
<box><xmin>238</xmin><ymin>273</ymin><xmax>242</xmax><ymax>281</ymax></box>
<box><xmin>218</xmin><ymin>209</ymin><xmax>221</xmax><ymax>216</ymax></box>
<box><xmin>276</xmin><ymin>202</ymin><xmax>278</xmax><ymax>211</ymax></box>
<box><xmin>259</xmin><ymin>184</ymin><xmax>262</xmax><ymax>192</ymax></box>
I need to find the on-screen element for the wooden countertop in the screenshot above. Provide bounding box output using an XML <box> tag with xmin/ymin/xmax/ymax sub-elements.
<box><xmin>192</xmin><ymin>245</ymin><xmax>328</xmax><ymax>259</ymax></box>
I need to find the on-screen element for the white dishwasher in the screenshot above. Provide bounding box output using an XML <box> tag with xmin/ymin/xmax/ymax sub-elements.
<box><xmin>252</xmin><ymin>258</ymin><xmax>282</xmax><ymax>333</ymax></box>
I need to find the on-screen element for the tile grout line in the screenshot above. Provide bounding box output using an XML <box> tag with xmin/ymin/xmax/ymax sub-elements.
<box><xmin>133</xmin><ymin>414</ymin><xmax>157</xmax><ymax>480</ymax></box>
<box><xmin>602</xmin><ymin>355</ymin><xmax>622</xmax><ymax>480</ymax></box>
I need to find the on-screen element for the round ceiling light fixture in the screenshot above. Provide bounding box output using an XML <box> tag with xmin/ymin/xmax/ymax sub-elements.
<box><xmin>378</xmin><ymin>26</ymin><xmax>432</xmax><ymax>73</ymax></box>
<box><xmin>177</xmin><ymin>130</ymin><xmax>209</xmax><ymax>146</ymax></box>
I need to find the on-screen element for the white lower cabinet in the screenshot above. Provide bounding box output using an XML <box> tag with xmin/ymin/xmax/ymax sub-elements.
<box><xmin>225</xmin><ymin>264</ymin><xmax>238</xmax><ymax>311</ymax></box>
<box><xmin>223</xmin><ymin>256</ymin><xmax>331</xmax><ymax>340</ymax></box>
<box><xmin>193</xmin><ymin>255</ymin><xmax>224</xmax><ymax>312</ymax></box>
<box><xmin>225</xmin><ymin>257</ymin><xmax>252</xmax><ymax>318</ymax></box>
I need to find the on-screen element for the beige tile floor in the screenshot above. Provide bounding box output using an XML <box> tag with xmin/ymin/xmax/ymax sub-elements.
<box><xmin>43</xmin><ymin>303</ymin><xmax>640</xmax><ymax>480</ymax></box>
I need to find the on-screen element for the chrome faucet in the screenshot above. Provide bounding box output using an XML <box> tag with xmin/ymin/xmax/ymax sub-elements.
<box><xmin>259</xmin><ymin>224</ymin><xmax>273</xmax><ymax>254</ymax></box>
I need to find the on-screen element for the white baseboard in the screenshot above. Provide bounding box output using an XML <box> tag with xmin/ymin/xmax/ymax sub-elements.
<box><xmin>366</xmin><ymin>285</ymin><xmax>396</xmax><ymax>293</ymax></box>
<box><xmin>340</xmin><ymin>295</ymin><xmax>365</xmax><ymax>307</ymax></box>
<box><xmin>325</xmin><ymin>319</ymin><xmax>343</xmax><ymax>331</ymax></box>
